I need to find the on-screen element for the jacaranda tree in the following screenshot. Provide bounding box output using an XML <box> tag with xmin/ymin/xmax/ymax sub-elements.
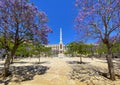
<box><xmin>75</xmin><ymin>0</ymin><xmax>120</xmax><ymax>80</ymax></box>
<box><xmin>0</xmin><ymin>0</ymin><xmax>51</xmax><ymax>77</ymax></box>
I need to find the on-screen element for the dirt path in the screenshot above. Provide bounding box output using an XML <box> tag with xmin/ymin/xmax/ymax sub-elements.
<box><xmin>8</xmin><ymin>57</ymin><xmax>86</xmax><ymax>85</ymax></box>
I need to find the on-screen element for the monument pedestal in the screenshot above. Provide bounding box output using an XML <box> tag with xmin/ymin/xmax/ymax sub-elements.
<box><xmin>58</xmin><ymin>53</ymin><xmax>64</xmax><ymax>58</ymax></box>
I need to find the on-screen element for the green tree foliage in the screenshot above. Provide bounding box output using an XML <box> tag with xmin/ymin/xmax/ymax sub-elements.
<box><xmin>15</xmin><ymin>42</ymin><xmax>33</xmax><ymax>57</ymax></box>
<box><xmin>96</xmin><ymin>41</ymin><xmax>120</xmax><ymax>58</ymax></box>
<box><xmin>67</xmin><ymin>42</ymin><xmax>95</xmax><ymax>63</ymax></box>
<box><xmin>66</xmin><ymin>42</ymin><xmax>78</xmax><ymax>57</ymax></box>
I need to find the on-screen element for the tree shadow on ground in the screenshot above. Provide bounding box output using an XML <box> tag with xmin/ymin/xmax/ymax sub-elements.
<box><xmin>13</xmin><ymin>61</ymin><xmax>29</xmax><ymax>64</ymax></box>
<box><xmin>33</xmin><ymin>61</ymin><xmax>50</xmax><ymax>64</ymax></box>
<box><xmin>0</xmin><ymin>61</ymin><xmax>29</xmax><ymax>66</ymax></box>
<box><xmin>66</xmin><ymin>61</ymin><xmax>90</xmax><ymax>64</ymax></box>
<box><xmin>68</xmin><ymin>61</ymin><xmax>120</xmax><ymax>84</ymax></box>
<box><xmin>98</xmin><ymin>71</ymin><xmax>120</xmax><ymax>79</ymax></box>
<box><xmin>0</xmin><ymin>65</ymin><xmax>50</xmax><ymax>85</ymax></box>
<box><xmin>69</xmin><ymin>63</ymin><xmax>111</xmax><ymax>83</ymax></box>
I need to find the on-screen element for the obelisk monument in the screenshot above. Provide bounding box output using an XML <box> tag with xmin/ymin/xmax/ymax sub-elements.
<box><xmin>58</xmin><ymin>28</ymin><xmax>64</xmax><ymax>57</ymax></box>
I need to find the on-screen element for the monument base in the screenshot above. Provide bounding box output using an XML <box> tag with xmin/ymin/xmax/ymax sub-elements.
<box><xmin>58</xmin><ymin>53</ymin><xmax>64</xmax><ymax>58</ymax></box>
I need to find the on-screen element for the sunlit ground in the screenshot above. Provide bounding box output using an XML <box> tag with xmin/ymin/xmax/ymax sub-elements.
<box><xmin>0</xmin><ymin>57</ymin><xmax>120</xmax><ymax>85</ymax></box>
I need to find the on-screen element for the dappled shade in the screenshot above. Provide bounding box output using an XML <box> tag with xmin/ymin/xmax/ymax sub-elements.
<box><xmin>0</xmin><ymin>65</ymin><xmax>49</xmax><ymax>84</ymax></box>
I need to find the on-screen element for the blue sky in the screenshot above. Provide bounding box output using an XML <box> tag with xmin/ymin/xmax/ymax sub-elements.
<box><xmin>30</xmin><ymin>0</ymin><xmax>77</xmax><ymax>45</ymax></box>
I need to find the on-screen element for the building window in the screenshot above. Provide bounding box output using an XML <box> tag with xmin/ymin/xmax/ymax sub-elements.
<box><xmin>60</xmin><ymin>44</ymin><xmax>62</xmax><ymax>49</ymax></box>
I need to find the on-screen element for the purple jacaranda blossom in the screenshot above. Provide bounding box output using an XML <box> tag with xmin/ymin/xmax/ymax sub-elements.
<box><xmin>0</xmin><ymin>1</ymin><xmax>2</xmax><ymax>7</ymax></box>
<box><xmin>75</xmin><ymin>0</ymin><xmax>120</xmax><ymax>41</ymax></box>
<box><xmin>0</xmin><ymin>0</ymin><xmax>52</xmax><ymax>45</ymax></box>
<box><xmin>38</xmin><ymin>12</ymin><xmax>48</xmax><ymax>23</ymax></box>
<box><xmin>0</xmin><ymin>0</ymin><xmax>5</xmax><ymax>7</ymax></box>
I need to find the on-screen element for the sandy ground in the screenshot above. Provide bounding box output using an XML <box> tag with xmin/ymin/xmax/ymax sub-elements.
<box><xmin>1</xmin><ymin>57</ymin><xmax>86</xmax><ymax>85</ymax></box>
<box><xmin>0</xmin><ymin>57</ymin><xmax>120</xmax><ymax>85</ymax></box>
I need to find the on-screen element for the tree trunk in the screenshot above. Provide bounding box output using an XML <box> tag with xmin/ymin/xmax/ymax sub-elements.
<box><xmin>106</xmin><ymin>44</ymin><xmax>115</xmax><ymax>80</ymax></box>
<box><xmin>112</xmin><ymin>53</ymin><xmax>114</xmax><ymax>59</ymax></box>
<box><xmin>39</xmin><ymin>54</ymin><xmax>41</xmax><ymax>64</ymax></box>
<box><xmin>99</xmin><ymin>53</ymin><xmax>102</xmax><ymax>58</ymax></box>
<box><xmin>80</xmin><ymin>56</ymin><xmax>82</xmax><ymax>63</ymax></box>
<box><xmin>10</xmin><ymin>57</ymin><xmax>14</xmax><ymax>64</ymax></box>
<box><xmin>2</xmin><ymin>55</ymin><xmax>4</xmax><ymax>61</ymax></box>
<box><xmin>10</xmin><ymin>45</ymin><xmax>18</xmax><ymax>64</ymax></box>
<box><xmin>3</xmin><ymin>46</ymin><xmax>17</xmax><ymax>78</ymax></box>
<box><xmin>3</xmin><ymin>54</ymin><xmax>11</xmax><ymax>78</ymax></box>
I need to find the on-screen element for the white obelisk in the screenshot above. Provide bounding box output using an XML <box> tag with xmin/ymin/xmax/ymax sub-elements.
<box><xmin>60</xmin><ymin>28</ymin><xmax>63</xmax><ymax>44</ymax></box>
<box><xmin>58</xmin><ymin>28</ymin><xmax>64</xmax><ymax>57</ymax></box>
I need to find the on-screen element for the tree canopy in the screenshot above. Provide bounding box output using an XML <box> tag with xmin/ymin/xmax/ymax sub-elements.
<box><xmin>75</xmin><ymin>0</ymin><xmax>120</xmax><ymax>43</ymax></box>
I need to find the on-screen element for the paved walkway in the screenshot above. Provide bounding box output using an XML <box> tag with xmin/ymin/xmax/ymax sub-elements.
<box><xmin>8</xmin><ymin>57</ymin><xmax>86</xmax><ymax>85</ymax></box>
